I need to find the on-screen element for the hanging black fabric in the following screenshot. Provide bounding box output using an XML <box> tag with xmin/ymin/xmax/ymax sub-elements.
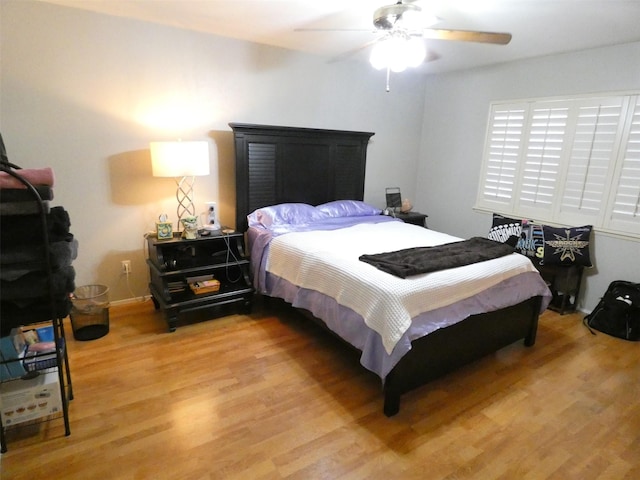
<box><xmin>584</xmin><ymin>280</ymin><xmax>640</xmax><ymax>341</ymax></box>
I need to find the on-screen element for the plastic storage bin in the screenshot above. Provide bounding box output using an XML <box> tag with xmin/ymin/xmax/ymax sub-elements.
<box><xmin>70</xmin><ymin>285</ymin><xmax>110</xmax><ymax>341</ymax></box>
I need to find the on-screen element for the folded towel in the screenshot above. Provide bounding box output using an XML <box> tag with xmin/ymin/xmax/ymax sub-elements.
<box><xmin>0</xmin><ymin>236</ymin><xmax>79</xmax><ymax>280</ymax></box>
<box><xmin>0</xmin><ymin>296</ymin><xmax>73</xmax><ymax>336</ymax></box>
<box><xmin>0</xmin><ymin>200</ymin><xmax>50</xmax><ymax>215</ymax></box>
<box><xmin>0</xmin><ymin>167</ymin><xmax>55</xmax><ymax>189</ymax></box>
<box><xmin>0</xmin><ymin>265</ymin><xmax>76</xmax><ymax>301</ymax></box>
<box><xmin>0</xmin><ymin>185</ymin><xmax>53</xmax><ymax>202</ymax></box>
<box><xmin>0</xmin><ymin>206</ymin><xmax>71</xmax><ymax>245</ymax></box>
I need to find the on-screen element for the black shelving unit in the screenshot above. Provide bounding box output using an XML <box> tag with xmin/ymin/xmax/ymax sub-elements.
<box><xmin>0</xmin><ymin>162</ymin><xmax>74</xmax><ymax>452</ymax></box>
<box><xmin>147</xmin><ymin>231</ymin><xmax>253</xmax><ymax>332</ymax></box>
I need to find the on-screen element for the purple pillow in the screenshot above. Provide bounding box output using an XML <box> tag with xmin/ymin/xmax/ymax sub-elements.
<box><xmin>317</xmin><ymin>200</ymin><xmax>381</xmax><ymax>218</ymax></box>
<box><xmin>247</xmin><ymin>203</ymin><xmax>327</xmax><ymax>227</ymax></box>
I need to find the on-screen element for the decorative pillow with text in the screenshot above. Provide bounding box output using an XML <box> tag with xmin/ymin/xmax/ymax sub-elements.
<box><xmin>488</xmin><ymin>213</ymin><xmax>522</xmax><ymax>244</ymax></box>
<box><xmin>542</xmin><ymin>225</ymin><xmax>593</xmax><ymax>267</ymax></box>
<box><xmin>516</xmin><ymin>220</ymin><xmax>545</xmax><ymax>261</ymax></box>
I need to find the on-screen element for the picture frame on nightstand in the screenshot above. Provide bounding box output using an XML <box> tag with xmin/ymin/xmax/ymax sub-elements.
<box><xmin>385</xmin><ymin>187</ymin><xmax>402</xmax><ymax>213</ymax></box>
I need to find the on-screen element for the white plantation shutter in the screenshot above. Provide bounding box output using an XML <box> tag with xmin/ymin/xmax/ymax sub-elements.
<box><xmin>559</xmin><ymin>97</ymin><xmax>625</xmax><ymax>226</ymax></box>
<box><xmin>517</xmin><ymin>102</ymin><xmax>569</xmax><ymax>217</ymax></box>
<box><xmin>478</xmin><ymin>104</ymin><xmax>527</xmax><ymax>210</ymax></box>
<box><xmin>477</xmin><ymin>93</ymin><xmax>640</xmax><ymax>239</ymax></box>
<box><xmin>608</xmin><ymin>95</ymin><xmax>640</xmax><ymax>235</ymax></box>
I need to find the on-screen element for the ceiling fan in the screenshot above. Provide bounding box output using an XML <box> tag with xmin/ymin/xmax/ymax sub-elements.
<box><xmin>296</xmin><ymin>1</ymin><xmax>512</xmax><ymax>90</ymax></box>
<box><xmin>371</xmin><ymin>1</ymin><xmax>512</xmax><ymax>45</ymax></box>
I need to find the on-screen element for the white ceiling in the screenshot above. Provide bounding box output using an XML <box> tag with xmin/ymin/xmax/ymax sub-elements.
<box><xmin>37</xmin><ymin>0</ymin><xmax>640</xmax><ymax>75</ymax></box>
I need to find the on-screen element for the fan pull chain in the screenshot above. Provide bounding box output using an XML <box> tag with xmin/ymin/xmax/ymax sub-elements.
<box><xmin>386</xmin><ymin>66</ymin><xmax>391</xmax><ymax>92</ymax></box>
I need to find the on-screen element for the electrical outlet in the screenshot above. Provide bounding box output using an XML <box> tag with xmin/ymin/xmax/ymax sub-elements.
<box><xmin>121</xmin><ymin>260</ymin><xmax>131</xmax><ymax>274</ymax></box>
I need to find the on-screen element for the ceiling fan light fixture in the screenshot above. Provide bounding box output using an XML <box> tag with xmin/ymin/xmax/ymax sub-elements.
<box><xmin>370</xmin><ymin>36</ymin><xmax>404</xmax><ymax>71</ymax></box>
<box><xmin>369</xmin><ymin>41</ymin><xmax>389</xmax><ymax>70</ymax></box>
<box><xmin>390</xmin><ymin>59</ymin><xmax>408</xmax><ymax>73</ymax></box>
<box><xmin>369</xmin><ymin>34</ymin><xmax>426</xmax><ymax>72</ymax></box>
<box><xmin>405</xmin><ymin>37</ymin><xmax>427</xmax><ymax>67</ymax></box>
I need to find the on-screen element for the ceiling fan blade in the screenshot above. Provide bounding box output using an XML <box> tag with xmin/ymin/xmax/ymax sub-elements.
<box><xmin>422</xmin><ymin>28</ymin><xmax>512</xmax><ymax>45</ymax></box>
<box><xmin>328</xmin><ymin>38</ymin><xmax>380</xmax><ymax>63</ymax></box>
<box><xmin>294</xmin><ymin>28</ymin><xmax>374</xmax><ymax>33</ymax></box>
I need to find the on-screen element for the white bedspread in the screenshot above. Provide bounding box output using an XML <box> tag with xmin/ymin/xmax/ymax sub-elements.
<box><xmin>266</xmin><ymin>222</ymin><xmax>539</xmax><ymax>355</ymax></box>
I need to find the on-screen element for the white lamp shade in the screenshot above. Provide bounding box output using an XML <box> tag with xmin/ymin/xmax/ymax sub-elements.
<box><xmin>150</xmin><ymin>141</ymin><xmax>210</xmax><ymax>177</ymax></box>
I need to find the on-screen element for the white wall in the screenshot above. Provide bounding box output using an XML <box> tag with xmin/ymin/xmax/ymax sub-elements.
<box><xmin>1</xmin><ymin>1</ymin><xmax>426</xmax><ymax>302</ymax></box>
<box><xmin>415</xmin><ymin>42</ymin><xmax>640</xmax><ymax>312</ymax></box>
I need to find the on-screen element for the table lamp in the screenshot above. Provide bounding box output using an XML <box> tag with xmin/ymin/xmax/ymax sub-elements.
<box><xmin>150</xmin><ymin>140</ymin><xmax>210</xmax><ymax>230</ymax></box>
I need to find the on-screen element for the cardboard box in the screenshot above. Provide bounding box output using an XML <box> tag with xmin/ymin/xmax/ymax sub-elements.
<box><xmin>156</xmin><ymin>221</ymin><xmax>173</xmax><ymax>240</ymax></box>
<box><xmin>189</xmin><ymin>279</ymin><xmax>221</xmax><ymax>295</ymax></box>
<box><xmin>0</xmin><ymin>371</ymin><xmax>62</xmax><ymax>426</ymax></box>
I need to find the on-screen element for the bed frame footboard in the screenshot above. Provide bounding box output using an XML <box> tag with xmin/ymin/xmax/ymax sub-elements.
<box><xmin>383</xmin><ymin>295</ymin><xmax>542</xmax><ymax>416</ymax></box>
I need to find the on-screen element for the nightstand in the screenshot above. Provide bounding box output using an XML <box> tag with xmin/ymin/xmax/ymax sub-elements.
<box><xmin>534</xmin><ymin>262</ymin><xmax>584</xmax><ymax>315</ymax></box>
<box><xmin>147</xmin><ymin>231</ymin><xmax>253</xmax><ymax>331</ymax></box>
<box><xmin>395</xmin><ymin>211</ymin><xmax>429</xmax><ymax>228</ymax></box>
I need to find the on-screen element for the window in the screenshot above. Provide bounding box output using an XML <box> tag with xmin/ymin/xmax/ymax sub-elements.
<box><xmin>476</xmin><ymin>93</ymin><xmax>640</xmax><ymax>238</ymax></box>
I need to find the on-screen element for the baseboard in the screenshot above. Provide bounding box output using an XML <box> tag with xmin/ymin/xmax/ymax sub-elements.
<box><xmin>110</xmin><ymin>295</ymin><xmax>151</xmax><ymax>307</ymax></box>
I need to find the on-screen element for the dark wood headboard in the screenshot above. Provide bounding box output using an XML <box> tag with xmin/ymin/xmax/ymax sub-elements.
<box><xmin>230</xmin><ymin>123</ymin><xmax>374</xmax><ymax>232</ymax></box>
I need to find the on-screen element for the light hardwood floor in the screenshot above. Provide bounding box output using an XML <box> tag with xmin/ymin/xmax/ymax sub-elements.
<box><xmin>1</xmin><ymin>298</ymin><xmax>639</xmax><ymax>479</ymax></box>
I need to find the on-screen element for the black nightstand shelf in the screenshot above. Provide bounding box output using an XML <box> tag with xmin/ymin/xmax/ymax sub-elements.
<box><xmin>147</xmin><ymin>231</ymin><xmax>253</xmax><ymax>331</ymax></box>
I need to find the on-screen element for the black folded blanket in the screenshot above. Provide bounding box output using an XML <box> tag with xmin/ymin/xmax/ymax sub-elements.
<box><xmin>0</xmin><ymin>265</ymin><xmax>76</xmax><ymax>301</ymax></box>
<box><xmin>0</xmin><ymin>296</ymin><xmax>72</xmax><ymax>336</ymax></box>
<box><xmin>0</xmin><ymin>205</ymin><xmax>70</xmax><ymax>245</ymax></box>
<box><xmin>0</xmin><ymin>235</ymin><xmax>78</xmax><ymax>276</ymax></box>
<box><xmin>359</xmin><ymin>236</ymin><xmax>516</xmax><ymax>278</ymax></box>
<box><xmin>0</xmin><ymin>185</ymin><xmax>53</xmax><ymax>202</ymax></box>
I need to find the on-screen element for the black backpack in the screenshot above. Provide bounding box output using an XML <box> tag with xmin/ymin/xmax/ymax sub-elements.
<box><xmin>584</xmin><ymin>280</ymin><xmax>640</xmax><ymax>341</ymax></box>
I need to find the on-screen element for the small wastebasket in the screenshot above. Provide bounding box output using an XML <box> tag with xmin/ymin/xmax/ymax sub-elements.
<box><xmin>70</xmin><ymin>284</ymin><xmax>110</xmax><ymax>341</ymax></box>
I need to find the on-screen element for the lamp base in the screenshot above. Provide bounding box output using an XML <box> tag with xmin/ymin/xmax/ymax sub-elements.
<box><xmin>175</xmin><ymin>175</ymin><xmax>197</xmax><ymax>230</ymax></box>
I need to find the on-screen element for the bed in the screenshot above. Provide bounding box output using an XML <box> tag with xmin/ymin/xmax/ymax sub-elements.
<box><xmin>231</xmin><ymin>123</ymin><xmax>552</xmax><ymax>416</ymax></box>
